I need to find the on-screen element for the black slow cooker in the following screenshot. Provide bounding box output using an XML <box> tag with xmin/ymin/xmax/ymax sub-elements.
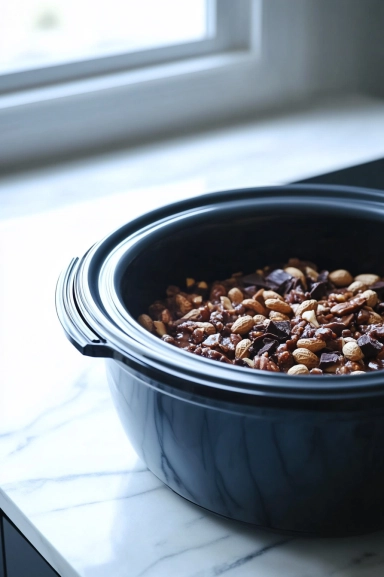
<box><xmin>56</xmin><ymin>185</ymin><xmax>384</xmax><ymax>536</ymax></box>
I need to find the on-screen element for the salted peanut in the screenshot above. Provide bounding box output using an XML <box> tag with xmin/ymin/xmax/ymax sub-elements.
<box><xmin>242</xmin><ymin>358</ymin><xmax>254</xmax><ymax>367</ymax></box>
<box><xmin>220</xmin><ymin>296</ymin><xmax>233</xmax><ymax>310</ymax></box>
<box><xmin>263</xmin><ymin>290</ymin><xmax>284</xmax><ymax>302</ymax></box>
<box><xmin>343</xmin><ymin>341</ymin><xmax>363</xmax><ymax>361</ymax></box>
<box><xmin>264</xmin><ymin>298</ymin><xmax>292</xmax><ymax>314</ymax></box>
<box><xmin>253</xmin><ymin>288</ymin><xmax>266</xmax><ymax>304</ymax></box>
<box><xmin>348</xmin><ymin>280</ymin><xmax>367</xmax><ymax>294</ymax></box>
<box><xmin>181</xmin><ymin>308</ymin><xmax>201</xmax><ymax>321</ymax></box>
<box><xmin>287</xmin><ymin>364</ymin><xmax>310</xmax><ymax>375</ymax></box>
<box><xmin>269</xmin><ymin>311</ymin><xmax>290</xmax><ymax>321</ymax></box>
<box><xmin>329</xmin><ymin>269</ymin><xmax>353</xmax><ymax>287</ymax></box>
<box><xmin>138</xmin><ymin>314</ymin><xmax>154</xmax><ymax>332</ymax></box>
<box><xmin>351</xmin><ymin>371</ymin><xmax>366</xmax><ymax>375</ymax></box>
<box><xmin>228</xmin><ymin>287</ymin><xmax>243</xmax><ymax>304</ymax></box>
<box><xmin>284</xmin><ymin>266</ymin><xmax>307</xmax><ymax>289</ymax></box>
<box><xmin>231</xmin><ymin>315</ymin><xmax>255</xmax><ymax>335</ymax></box>
<box><xmin>194</xmin><ymin>322</ymin><xmax>216</xmax><ymax>335</ymax></box>
<box><xmin>154</xmin><ymin>321</ymin><xmax>167</xmax><ymax>336</ymax></box>
<box><xmin>235</xmin><ymin>339</ymin><xmax>252</xmax><ymax>359</ymax></box>
<box><xmin>192</xmin><ymin>295</ymin><xmax>203</xmax><ymax>305</ymax></box>
<box><xmin>305</xmin><ymin>266</ymin><xmax>319</xmax><ymax>281</ymax></box>
<box><xmin>176</xmin><ymin>294</ymin><xmax>193</xmax><ymax>314</ymax></box>
<box><xmin>297</xmin><ymin>338</ymin><xmax>326</xmax><ymax>352</ymax></box>
<box><xmin>197</xmin><ymin>281</ymin><xmax>208</xmax><ymax>289</ymax></box>
<box><xmin>242</xmin><ymin>299</ymin><xmax>266</xmax><ymax>314</ymax></box>
<box><xmin>317</xmin><ymin>304</ymin><xmax>330</xmax><ymax>314</ymax></box>
<box><xmin>355</xmin><ymin>273</ymin><xmax>380</xmax><ymax>286</ymax></box>
<box><xmin>361</xmin><ymin>289</ymin><xmax>378</xmax><ymax>307</ymax></box>
<box><xmin>295</xmin><ymin>299</ymin><xmax>318</xmax><ymax>317</ymax></box>
<box><xmin>292</xmin><ymin>348</ymin><xmax>319</xmax><ymax>369</ymax></box>
<box><xmin>186</xmin><ymin>278</ymin><xmax>195</xmax><ymax>287</ymax></box>
<box><xmin>369</xmin><ymin>311</ymin><xmax>383</xmax><ymax>324</ymax></box>
<box><xmin>302</xmin><ymin>309</ymin><xmax>320</xmax><ymax>328</ymax></box>
<box><xmin>253</xmin><ymin>314</ymin><xmax>267</xmax><ymax>323</ymax></box>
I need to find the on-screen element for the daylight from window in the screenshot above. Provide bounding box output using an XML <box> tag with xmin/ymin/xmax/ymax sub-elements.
<box><xmin>0</xmin><ymin>0</ymin><xmax>209</xmax><ymax>73</ymax></box>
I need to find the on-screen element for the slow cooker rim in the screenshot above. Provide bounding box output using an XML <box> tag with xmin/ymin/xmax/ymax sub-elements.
<box><xmin>67</xmin><ymin>184</ymin><xmax>384</xmax><ymax>401</ymax></box>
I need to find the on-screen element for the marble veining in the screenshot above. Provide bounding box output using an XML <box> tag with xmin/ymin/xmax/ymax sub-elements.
<box><xmin>2</xmin><ymin>95</ymin><xmax>384</xmax><ymax>575</ymax></box>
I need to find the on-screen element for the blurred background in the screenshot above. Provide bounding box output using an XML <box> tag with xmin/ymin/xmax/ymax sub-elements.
<box><xmin>1</xmin><ymin>0</ymin><xmax>384</xmax><ymax>173</ymax></box>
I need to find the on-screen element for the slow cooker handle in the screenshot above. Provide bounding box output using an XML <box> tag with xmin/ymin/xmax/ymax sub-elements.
<box><xmin>56</xmin><ymin>258</ymin><xmax>112</xmax><ymax>358</ymax></box>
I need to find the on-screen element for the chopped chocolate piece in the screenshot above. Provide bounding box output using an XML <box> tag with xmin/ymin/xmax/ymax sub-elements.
<box><xmin>265</xmin><ymin>269</ymin><xmax>292</xmax><ymax>292</ymax></box>
<box><xmin>340</xmin><ymin>314</ymin><xmax>354</xmax><ymax>327</ymax></box>
<box><xmin>319</xmin><ymin>352</ymin><xmax>340</xmax><ymax>369</ymax></box>
<box><xmin>357</xmin><ymin>309</ymin><xmax>370</xmax><ymax>324</ymax></box>
<box><xmin>357</xmin><ymin>334</ymin><xmax>383</xmax><ymax>357</ymax></box>
<box><xmin>258</xmin><ymin>338</ymin><xmax>279</xmax><ymax>356</ymax></box>
<box><xmin>315</xmin><ymin>327</ymin><xmax>333</xmax><ymax>341</ymax></box>
<box><xmin>243</xmin><ymin>285</ymin><xmax>257</xmax><ymax>296</ymax></box>
<box><xmin>241</xmin><ymin>274</ymin><xmax>269</xmax><ymax>288</ymax></box>
<box><xmin>323</xmin><ymin>322</ymin><xmax>346</xmax><ymax>336</ymax></box>
<box><xmin>267</xmin><ymin>320</ymin><xmax>291</xmax><ymax>339</ymax></box>
<box><xmin>309</xmin><ymin>281</ymin><xmax>327</xmax><ymax>300</ymax></box>
<box><xmin>368</xmin><ymin>359</ymin><xmax>384</xmax><ymax>370</ymax></box>
<box><xmin>372</xmin><ymin>326</ymin><xmax>384</xmax><ymax>341</ymax></box>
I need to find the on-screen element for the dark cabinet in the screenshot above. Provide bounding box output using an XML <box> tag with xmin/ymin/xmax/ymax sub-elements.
<box><xmin>1</xmin><ymin>512</ymin><xmax>59</xmax><ymax>577</ymax></box>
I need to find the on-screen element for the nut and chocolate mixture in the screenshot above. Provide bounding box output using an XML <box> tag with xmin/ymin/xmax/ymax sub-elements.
<box><xmin>137</xmin><ymin>259</ymin><xmax>384</xmax><ymax>375</ymax></box>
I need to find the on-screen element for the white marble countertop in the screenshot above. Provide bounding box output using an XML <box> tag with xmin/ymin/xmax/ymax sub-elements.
<box><xmin>2</xmin><ymin>95</ymin><xmax>384</xmax><ymax>576</ymax></box>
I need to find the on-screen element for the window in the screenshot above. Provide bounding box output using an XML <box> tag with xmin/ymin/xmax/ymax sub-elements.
<box><xmin>0</xmin><ymin>0</ymin><xmax>259</xmax><ymax>170</ymax></box>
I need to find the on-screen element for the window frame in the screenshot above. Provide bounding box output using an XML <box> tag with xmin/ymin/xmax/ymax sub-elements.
<box><xmin>0</xmin><ymin>0</ymin><xmax>261</xmax><ymax>172</ymax></box>
<box><xmin>0</xmin><ymin>0</ymin><xmax>252</xmax><ymax>94</ymax></box>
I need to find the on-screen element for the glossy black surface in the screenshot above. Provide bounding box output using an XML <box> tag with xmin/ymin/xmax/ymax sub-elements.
<box><xmin>0</xmin><ymin>516</ymin><xmax>5</xmax><ymax>577</ymax></box>
<box><xmin>0</xmin><ymin>512</ymin><xmax>58</xmax><ymax>577</ymax></box>
<box><xmin>56</xmin><ymin>183</ymin><xmax>384</xmax><ymax>535</ymax></box>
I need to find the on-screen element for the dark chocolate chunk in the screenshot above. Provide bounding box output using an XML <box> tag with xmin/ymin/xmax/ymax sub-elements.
<box><xmin>357</xmin><ymin>334</ymin><xmax>383</xmax><ymax>357</ymax></box>
<box><xmin>241</xmin><ymin>274</ymin><xmax>269</xmax><ymax>288</ymax></box>
<box><xmin>319</xmin><ymin>352</ymin><xmax>340</xmax><ymax>369</ymax></box>
<box><xmin>265</xmin><ymin>269</ymin><xmax>292</xmax><ymax>291</ymax></box>
<box><xmin>258</xmin><ymin>338</ymin><xmax>279</xmax><ymax>356</ymax></box>
<box><xmin>309</xmin><ymin>281</ymin><xmax>327</xmax><ymax>300</ymax></box>
<box><xmin>372</xmin><ymin>326</ymin><xmax>384</xmax><ymax>341</ymax></box>
<box><xmin>323</xmin><ymin>322</ymin><xmax>346</xmax><ymax>336</ymax></box>
<box><xmin>267</xmin><ymin>320</ymin><xmax>291</xmax><ymax>339</ymax></box>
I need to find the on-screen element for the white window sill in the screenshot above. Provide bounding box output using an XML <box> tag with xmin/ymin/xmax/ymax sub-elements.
<box><xmin>2</xmin><ymin>94</ymin><xmax>384</xmax><ymax>222</ymax></box>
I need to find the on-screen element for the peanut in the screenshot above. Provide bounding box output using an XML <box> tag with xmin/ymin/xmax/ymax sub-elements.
<box><xmin>297</xmin><ymin>338</ymin><xmax>326</xmax><ymax>352</ymax></box>
<box><xmin>348</xmin><ymin>280</ymin><xmax>367</xmax><ymax>294</ymax></box>
<box><xmin>305</xmin><ymin>266</ymin><xmax>319</xmax><ymax>281</ymax></box>
<box><xmin>220</xmin><ymin>296</ymin><xmax>234</xmax><ymax>310</ymax></box>
<box><xmin>292</xmin><ymin>348</ymin><xmax>319</xmax><ymax>369</ymax></box>
<box><xmin>186</xmin><ymin>278</ymin><xmax>195</xmax><ymax>287</ymax></box>
<box><xmin>329</xmin><ymin>269</ymin><xmax>353</xmax><ymax>287</ymax></box>
<box><xmin>295</xmin><ymin>299</ymin><xmax>318</xmax><ymax>317</ymax></box>
<box><xmin>354</xmin><ymin>273</ymin><xmax>380</xmax><ymax>286</ymax></box>
<box><xmin>287</xmin><ymin>364</ymin><xmax>310</xmax><ymax>375</ymax></box>
<box><xmin>253</xmin><ymin>314</ymin><xmax>267</xmax><ymax>323</ymax></box>
<box><xmin>284</xmin><ymin>266</ymin><xmax>307</xmax><ymax>289</ymax></box>
<box><xmin>342</xmin><ymin>341</ymin><xmax>363</xmax><ymax>361</ymax></box>
<box><xmin>154</xmin><ymin>321</ymin><xmax>167</xmax><ymax>336</ymax></box>
<box><xmin>264</xmin><ymin>298</ymin><xmax>292</xmax><ymax>314</ymax></box>
<box><xmin>231</xmin><ymin>315</ymin><xmax>254</xmax><ymax>335</ymax></box>
<box><xmin>263</xmin><ymin>290</ymin><xmax>284</xmax><ymax>302</ymax></box>
<box><xmin>242</xmin><ymin>299</ymin><xmax>266</xmax><ymax>315</ymax></box>
<box><xmin>235</xmin><ymin>339</ymin><xmax>252</xmax><ymax>359</ymax></box>
<box><xmin>269</xmin><ymin>311</ymin><xmax>290</xmax><ymax>321</ymax></box>
<box><xmin>138</xmin><ymin>314</ymin><xmax>154</xmax><ymax>332</ymax></box>
<box><xmin>361</xmin><ymin>289</ymin><xmax>378</xmax><ymax>307</ymax></box>
<box><xmin>228</xmin><ymin>287</ymin><xmax>243</xmax><ymax>304</ymax></box>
